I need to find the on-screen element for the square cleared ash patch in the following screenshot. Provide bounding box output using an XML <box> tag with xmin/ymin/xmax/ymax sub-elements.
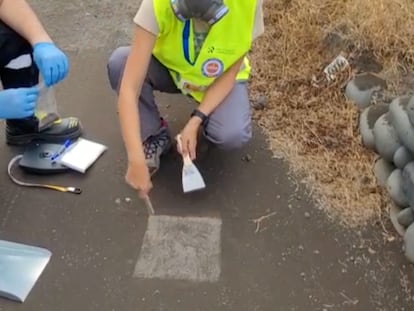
<box><xmin>133</xmin><ymin>215</ymin><xmax>222</xmax><ymax>282</ymax></box>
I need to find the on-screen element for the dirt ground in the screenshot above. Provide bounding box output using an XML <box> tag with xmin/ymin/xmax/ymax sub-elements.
<box><xmin>0</xmin><ymin>0</ymin><xmax>413</xmax><ymax>310</ymax></box>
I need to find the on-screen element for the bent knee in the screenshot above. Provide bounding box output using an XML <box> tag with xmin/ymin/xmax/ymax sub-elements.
<box><xmin>206</xmin><ymin>123</ymin><xmax>252</xmax><ymax>150</ymax></box>
<box><xmin>107</xmin><ymin>46</ymin><xmax>131</xmax><ymax>91</ymax></box>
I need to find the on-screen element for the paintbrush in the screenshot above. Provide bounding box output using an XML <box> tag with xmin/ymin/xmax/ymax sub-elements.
<box><xmin>143</xmin><ymin>195</ymin><xmax>155</xmax><ymax>215</ymax></box>
<box><xmin>176</xmin><ymin>134</ymin><xmax>206</xmax><ymax>193</ymax></box>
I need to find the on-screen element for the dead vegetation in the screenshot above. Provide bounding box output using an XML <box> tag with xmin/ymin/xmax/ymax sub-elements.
<box><xmin>249</xmin><ymin>0</ymin><xmax>414</xmax><ymax>227</ymax></box>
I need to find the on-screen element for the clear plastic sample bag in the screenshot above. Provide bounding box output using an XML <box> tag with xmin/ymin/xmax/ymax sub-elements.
<box><xmin>35</xmin><ymin>81</ymin><xmax>60</xmax><ymax>131</ymax></box>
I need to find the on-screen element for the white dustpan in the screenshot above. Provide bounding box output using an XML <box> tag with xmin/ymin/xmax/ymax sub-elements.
<box><xmin>176</xmin><ymin>134</ymin><xmax>206</xmax><ymax>193</ymax></box>
<box><xmin>0</xmin><ymin>240</ymin><xmax>52</xmax><ymax>303</ymax></box>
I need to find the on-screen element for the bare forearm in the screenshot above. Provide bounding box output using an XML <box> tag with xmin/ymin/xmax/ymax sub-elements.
<box><xmin>118</xmin><ymin>89</ymin><xmax>145</xmax><ymax>163</ymax></box>
<box><xmin>198</xmin><ymin>73</ymin><xmax>236</xmax><ymax>115</ymax></box>
<box><xmin>197</xmin><ymin>57</ymin><xmax>245</xmax><ymax>118</ymax></box>
<box><xmin>117</xmin><ymin>26</ymin><xmax>156</xmax><ymax>164</ymax></box>
<box><xmin>0</xmin><ymin>0</ymin><xmax>52</xmax><ymax>45</ymax></box>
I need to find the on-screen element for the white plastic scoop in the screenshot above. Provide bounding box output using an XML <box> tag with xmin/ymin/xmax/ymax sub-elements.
<box><xmin>176</xmin><ymin>134</ymin><xmax>206</xmax><ymax>193</ymax></box>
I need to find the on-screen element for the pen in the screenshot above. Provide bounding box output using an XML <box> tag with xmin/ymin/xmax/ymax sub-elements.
<box><xmin>51</xmin><ymin>139</ymin><xmax>72</xmax><ymax>162</ymax></box>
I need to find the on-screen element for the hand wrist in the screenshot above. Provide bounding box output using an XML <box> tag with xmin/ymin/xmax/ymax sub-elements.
<box><xmin>30</xmin><ymin>35</ymin><xmax>53</xmax><ymax>47</ymax></box>
<box><xmin>32</xmin><ymin>39</ymin><xmax>54</xmax><ymax>48</ymax></box>
<box><xmin>190</xmin><ymin>108</ymin><xmax>209</xmax><ymax>127</ymax></box>
<box><xmin>189</xmin><ymin>116</ymin><xmax>203</xmax><ymax>127</ymax></box>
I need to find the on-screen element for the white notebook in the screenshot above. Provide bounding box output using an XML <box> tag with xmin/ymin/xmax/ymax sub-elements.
<box><xmin>59</xmin><ymin>138</ymin><xmax>107</xmax><ymax>173</ymax></box>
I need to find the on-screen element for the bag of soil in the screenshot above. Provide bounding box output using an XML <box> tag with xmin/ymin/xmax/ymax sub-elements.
<box><xmin>35</xmin><ymin>81</ymin><xmax>60</xmax><ymax>131</ymax></box>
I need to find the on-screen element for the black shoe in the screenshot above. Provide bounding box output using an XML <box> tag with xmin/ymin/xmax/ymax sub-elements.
<box><xmin>6</xmin><ymin>116</ymin><xmax>83</xmax><ymax>145</ymax></box>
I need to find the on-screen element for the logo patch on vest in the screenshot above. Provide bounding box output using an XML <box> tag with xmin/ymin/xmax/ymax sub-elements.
<box><xmin>201</xmin><ymin>59</ymin><xmax>224</xmax><ymax>78</ymax></box>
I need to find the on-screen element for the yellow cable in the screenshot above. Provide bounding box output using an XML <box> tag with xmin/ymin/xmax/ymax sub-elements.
<box><xmin>7</xmin><ymin>155</ymin><xmax>81</xmax><ymax>194</ymax></box>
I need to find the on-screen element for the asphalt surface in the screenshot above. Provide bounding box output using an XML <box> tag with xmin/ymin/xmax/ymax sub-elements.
<box><xmin>0</xmin><ymin>1</ymin><xmax>414</xmax><ymax>310</ymax></box>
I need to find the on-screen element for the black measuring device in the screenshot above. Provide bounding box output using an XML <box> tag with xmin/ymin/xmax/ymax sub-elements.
<box><xmin>8</xmin><ymin>141</ymin><xmax>82</xmax><ymax>194</ymax></box>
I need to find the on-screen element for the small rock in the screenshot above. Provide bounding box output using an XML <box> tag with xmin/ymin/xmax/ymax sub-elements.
<box><xmin>360</xmin><ymin>175</ymin><xmax>370</xmax><ymax>185</ymax></box>
<box><xmin>373</xmin><ymin>157</ymin><xmax>395</xmax><ymax>187</ymax></box>
<box><xmin>298</xmin><ymin>245</ymin><xmax>304</xmax><ymax>251</ymax></box>
<box><xmin>359</xmin><ymin>103</ymin><xmax>389</xmax><ymax>150</ymax></box>
<box><xmin>313</xmin><ymin>250</ymin><xmax>320</xmax><ymax>255</ymax></box>
<box><xmin>387</xmin><ymin>169</ymin><xmax>409</xmax><ymax>207</ymax></box>
<box><xmin>345</xmin><ymin>72</ymin><xmax>387</xmax><ymax>109</ymax></box>
<box><xmin>300</xmin><ymin>272</ymin><xmax>306</xmax><ymax>278</ymax></box>
<box><xmin>251</xmin><ymin>95</ymin><xmax>268</xmax><ymax>110</ymax></box>
<box><xmin>394</xmin><ymin>146</ymin><xmax>414</xmax><ymax>169</ymax></box>
<box><xmin>397</xmin><ymin>208</ymin><xmax>414</xmax><ymax>228</ymax></box>
<box><xmin>322</xmin><ymin>31</ymin><xmax>351</xmax><ymax>54</ymax></box>
<box><xmin>115</xmin><ymin>198</ymin><xmax>121</xmax><ymax>204</ymax></box>
<box><xmin>387</xmin><ymin>235</ymin><xmax>396</xmax><ymax>242</ymax></box>
<box><xmin>389</xmin><ymin>96</ymin><xmax>414</xmax><ymax>154</ymax></box>
<box><xmin>406</xmin><ymin>95</ymin><xmax>414</xmax><ymax>127</ymax></box>
<box><xmin>373</xmin><ymin>112</ymin><xmax>401</xmax><ymax>162</ymax></box>
<box><xmin>390</xmin><ymin>202</ymin><xmax>406</xmax><ymax>237</ymax></box>
<box><xmin>351</xmin><ymin>49</ymin><xmax>383</xmax><ymax>73</ymax></box>
<box><xmin>403</xmin><ymin>223</ymin><xmax>414</xmax><ymax>263</ymax></box>
<box><xmin>125</xmin><ymin>197</ymin><xmax>132</xmax><ymax>203</ymax></box>
<box><xmin>402</xmin><ymin>162</ymin><xmax>414</xmax><ymax>208</ymax></box>
<box><xmin>242</xmin><ymin>154</ymin><xmax>252</xmax><ymax>162</ymax></box>
<box><xmin>304</xmin><ymin>212</ymin><xmax>311</xmax><ymax>219</ymax></box>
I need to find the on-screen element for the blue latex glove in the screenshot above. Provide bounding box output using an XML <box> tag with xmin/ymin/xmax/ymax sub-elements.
<box><xmin>0</xmin><ymin>87</ymin><xmax>39</xmax><ymax>119</ymax></box>
<box><xmin>33</xmin><ymin>42</ymin><xmax>69</xmax><ymax>87</ymax></box>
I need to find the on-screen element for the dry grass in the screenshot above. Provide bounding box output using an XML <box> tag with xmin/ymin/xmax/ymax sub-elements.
<box><xmin>250</xmin><ymin>0</ymin><xmax>414</xmax><ymax>227</ymax></box>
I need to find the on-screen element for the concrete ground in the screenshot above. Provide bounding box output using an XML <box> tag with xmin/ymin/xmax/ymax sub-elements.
<box><xmin>1</xmin><ymin>1</ymin><xmax>414</xmax><ymax>310</ymax></box>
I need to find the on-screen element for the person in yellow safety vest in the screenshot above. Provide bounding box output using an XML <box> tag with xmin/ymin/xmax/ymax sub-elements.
<box><xmin>107</xmin><ymin>0</ymin><xmax>264</xmax><ymax>197</ymax></box>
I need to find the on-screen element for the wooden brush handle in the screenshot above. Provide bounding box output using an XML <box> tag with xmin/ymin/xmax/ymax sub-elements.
<box><xmin>176</xmin><ymin>134</ymin><xmax>192</xmax><ymax>165</ymax></box>
<box><xmin>143</xmin><ymin>195</ymin><xmax>155</xmax><ymax>215</ymax></box>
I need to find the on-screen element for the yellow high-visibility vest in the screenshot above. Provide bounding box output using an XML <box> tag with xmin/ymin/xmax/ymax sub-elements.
<box><xmin>152</xmin><ymin>0</ymin><xmax>257</xmax><ymax>102</ymax></box>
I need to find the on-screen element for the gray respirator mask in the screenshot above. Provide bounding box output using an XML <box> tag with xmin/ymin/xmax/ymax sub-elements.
<box><xmin>170</xmin><ymin>0</ymin><xmax>229</xmax><ymax>25</ymax></box>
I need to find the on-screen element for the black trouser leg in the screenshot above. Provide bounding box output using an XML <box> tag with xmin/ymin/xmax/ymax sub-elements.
<box><xmin>0</xmin><ymin>20</ymin><xmax>39</xmax><ymax>87</ymax></box>
<box><xmin>0</xmin><ymin>20</ymin><xmax>39</xmax><ymax>132</ymax></box>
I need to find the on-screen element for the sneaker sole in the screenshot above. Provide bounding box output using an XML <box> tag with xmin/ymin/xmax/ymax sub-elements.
<box><xmin>6</xmin><ymin>127</ymin><xmax>83</xmax><ymax>146</ymax></box>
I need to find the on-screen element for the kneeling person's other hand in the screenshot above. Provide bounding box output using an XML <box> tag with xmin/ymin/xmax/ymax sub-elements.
<box><xmin>0</xmin><ymin>87</ymin><xmax>39</xmax><ymax>119</ymax></box>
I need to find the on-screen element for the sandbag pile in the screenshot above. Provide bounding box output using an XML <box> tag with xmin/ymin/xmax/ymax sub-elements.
<box><xmin>345</xmin><ymin>72</ymin><xmax>414</xmax><ymax>263</ymax></box>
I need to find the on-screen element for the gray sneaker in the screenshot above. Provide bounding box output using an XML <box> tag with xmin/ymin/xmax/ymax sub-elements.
<box><xmin>143</xmin><ymin>119</ymin><xmax>171</xmax><ymax>176</ymax></box>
